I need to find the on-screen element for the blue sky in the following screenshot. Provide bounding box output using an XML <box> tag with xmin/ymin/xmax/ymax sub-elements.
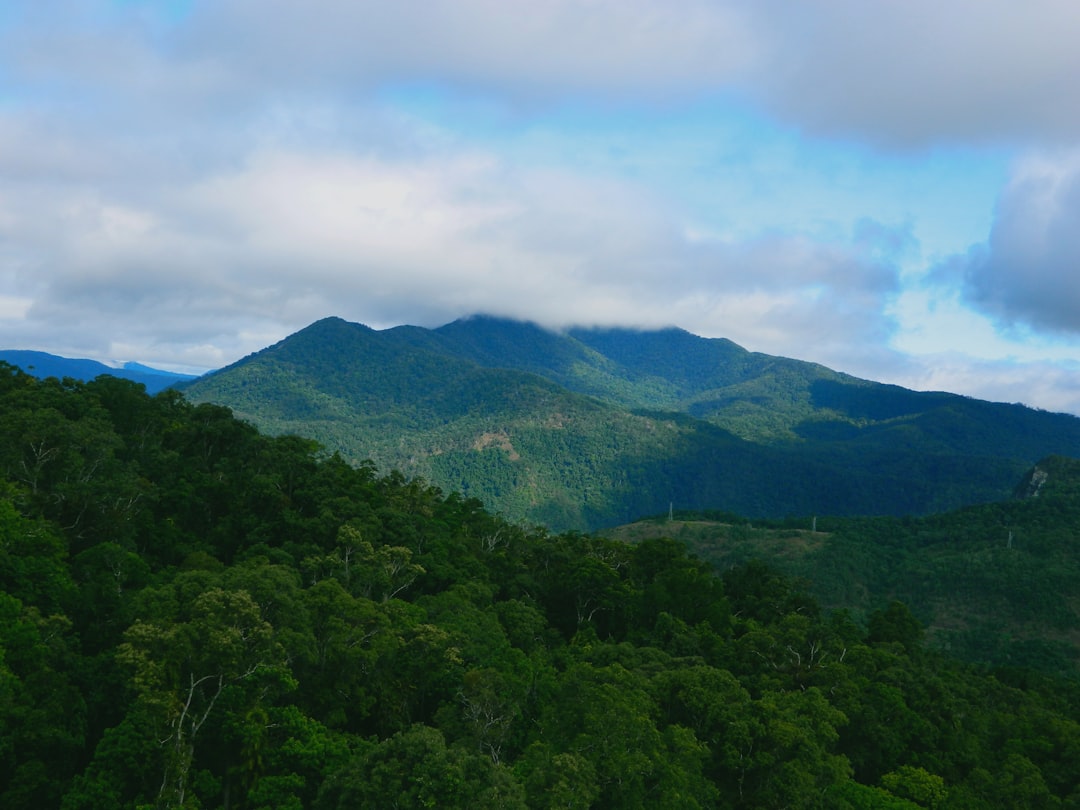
<box><xmin>2</xmin><ymin>1</ymin><xmax>1080</xmax><ymax>413</ymax></box>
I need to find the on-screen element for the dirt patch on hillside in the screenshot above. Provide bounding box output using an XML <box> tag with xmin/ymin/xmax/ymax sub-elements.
<box><xmin>473</xmin><ymin>430</ymin><xmax>521</xmax><ymax>461</ymax></box>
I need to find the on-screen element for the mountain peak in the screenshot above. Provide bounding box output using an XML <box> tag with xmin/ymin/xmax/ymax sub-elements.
<box><xmin>301</xmin><ymin>316</ymin><xmax>373</xmax><ymax>334</ymax></box>
<box><xmin>182</xmin><ymin>314</ymin><xmax>1080</xmax><ymax>530</ymax></box>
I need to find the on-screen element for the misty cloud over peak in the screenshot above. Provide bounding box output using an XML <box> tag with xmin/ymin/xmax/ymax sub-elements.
<box><xmin>2</xmin><ymin>1</ymin><xmax>1080</xmax><ymax>413</ymax></box>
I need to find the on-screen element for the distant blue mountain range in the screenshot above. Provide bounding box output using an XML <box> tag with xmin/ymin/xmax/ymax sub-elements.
<box><xmin>0</xmin><ymin>350</ymin><xmax>201</xmax><ymax>394</ymax></box>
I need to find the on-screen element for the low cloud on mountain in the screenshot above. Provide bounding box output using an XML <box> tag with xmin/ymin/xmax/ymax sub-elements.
<box><xmin>2</xmin><ymin>1</ymin><xmax>1080</xmax><ymax>406</ymax></box>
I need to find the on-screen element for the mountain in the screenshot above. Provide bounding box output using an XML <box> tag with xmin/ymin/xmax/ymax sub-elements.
<box><xmin>0</xmin><ymin>349</ymin><xmax>199</xmax><ymax>393</ymax></box>
<box><xmin>393</xmin><ymin>315</ymin><xmax>839</xmax><ymax>437</ymax></box>
<box><xmin>182</xmin><ymin>315</ymin><xmax>1080</xmax><ymax>530</ymax></box>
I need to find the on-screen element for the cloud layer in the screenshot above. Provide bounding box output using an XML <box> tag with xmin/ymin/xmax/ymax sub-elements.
<box><xmin>1</xmin><ymin>1</ymin><xmax>1080</xmax><ymax>410</ymax></box>
<box><xmin>2</xmin><ymin>135</ymin><xmax>902</xmax><ymax>371</ymax></box>
<box><xmin>750</xmin><ymin>0</ymin><xmax>1080</xmax><ymax>148</ymax></box>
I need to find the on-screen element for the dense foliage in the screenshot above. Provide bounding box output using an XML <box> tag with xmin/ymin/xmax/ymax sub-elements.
<box><xmin>608</xmin><ymin>461</ymin><xmax>1080</xmax><ymax>679</ymax></box>
<box><xmin>182</xmin><ymin>316</ymin><xmax>1080</xmax><ymax>530</ymax></box>
<box><xmin>3</xmin><ymin>366</ymin><xmax>1080</xmax><ymax>808</ymax></box>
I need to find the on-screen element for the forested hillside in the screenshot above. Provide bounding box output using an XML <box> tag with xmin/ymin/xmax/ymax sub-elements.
<box><xmin>3</xmin><ymin>364</ymin><xmax>1080</xmax><ymax>808</ymax></box>
<box><xmin>182</xmin><ymin>315</ymin><xmax>1080</xmax><ymax>530</ymax></box>
<box><xmin>607</xmin><ymin>455</ymin><xmax>1080</xmax><ymax>678</ymax></box>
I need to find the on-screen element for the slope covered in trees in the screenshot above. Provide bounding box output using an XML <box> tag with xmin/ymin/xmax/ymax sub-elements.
<box><xmin>607</xmin><ymin>455</ymin><xmax>1080</xmax><ymax>679</ymax></box>
<box><xmin>3</xmin><ymin>364</ymin><xmax>1080</xmax><ymax>808</ymax></box>
<box><xmin>182</xmin><ymin>315</ymin><xmax>1080</xmax><ymax>530</ymax></box>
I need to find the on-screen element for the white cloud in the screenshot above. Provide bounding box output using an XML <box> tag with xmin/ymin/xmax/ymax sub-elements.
<box><xmin>185</xmin><ymin>0</ymin><xmax>757</xmax><ymax>101</ymax></box>
<box><xmin>957</xmin><ymin>152</ymin><xmax>1080</xmax><ymax>334</ymax></box>
<box><xmin>1</xmin><ymin>132</ymin><xmax>902</xmax><ymax>372</ymax></box>
<box><xmin>893</xmin><ymin>353</ymin><xmax>1080</xmax><ymax>416</ymax></box>
<box><xmin>748</xmin><ymin>0</ymin><xmax>1080</xmax><ymax>148</ymax></box>
<box><xmin>177</xmin><ymin>0</ymin><xmax>1080</xmax><ymax>150</ymax></box>
<box><xmin>11</xmin><ymin>1</ymin><xmax>1080</xmax><ymax>149</ymax></box>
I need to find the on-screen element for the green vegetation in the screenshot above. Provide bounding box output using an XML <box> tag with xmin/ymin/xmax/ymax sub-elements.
<box><xmin>4</xmin><ymin>364</ymin><xmax>1080</xmax><ymax>807</ymax></box>
<box><xmin>182</xmin><ymin>316</ymin><xmax>1080</xmax><ymax>530</ymax></box>
<box><xmin>606</xmin><ymin>456</ymin><xmax>1080</xmax><ymax>678</ymax></box>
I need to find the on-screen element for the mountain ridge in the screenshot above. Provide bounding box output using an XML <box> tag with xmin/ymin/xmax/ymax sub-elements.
<box><xmin>182</xmin><ymin>315</ymin><xmax>1080</xmax><ymax>530</ymax></box>
<box><xmin>0</xmin><ymin>349</ymin><xmax>199</xmax><ymax>393</ymax></box>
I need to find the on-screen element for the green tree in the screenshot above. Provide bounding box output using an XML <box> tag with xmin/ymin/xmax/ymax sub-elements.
<box><xmin>515</xmin><ymin>744</ymin><xmax>601</xmax><ymax>810</ymax></box>
<box><xmin>0</xmin><ymin>593</ymin><xmax>86</xmax><ymax>808</ymax></box>
<box><xmin>317</xmin><ymin>724</ymin><xmax>526</xmax><ymax>810</ymax></box>
<box><xmin>882</xmin><ymin>765</ymin><xmax>947</xmax><ymax>809</ymax></box>
<box><xmin>119</xmin><ymin>582</ymin><xmax>292</xmax><ymax>808</ymax></box>
<box><xmin>868</xmin><ymin>601</ymin><xmax>924</xmax><ymax>654</ymax></box>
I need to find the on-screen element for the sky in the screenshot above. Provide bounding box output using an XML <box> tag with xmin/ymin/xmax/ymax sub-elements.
<box><xmin>2</xmin><ymin>1</ymin><xmax>1080</xmax><ymax>413</ymax></box>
